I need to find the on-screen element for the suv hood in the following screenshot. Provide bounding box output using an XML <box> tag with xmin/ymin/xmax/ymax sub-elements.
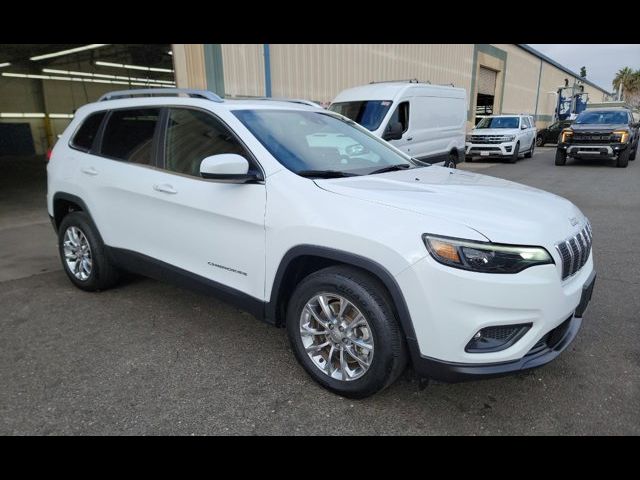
<box><xmin>470</xmin><ymin>128</ymin><xmax>519</xmax><ymax>136</ymax></box>
<box><xmin>315</xmin><ymin>167</ymin><xmax>584</xmax><ymax>245</ymax></box>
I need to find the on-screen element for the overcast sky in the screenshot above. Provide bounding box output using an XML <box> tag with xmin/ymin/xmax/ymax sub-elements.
<box><xmin>528</xmin><ymin>44</ymin><xmax>640</xmax><ymax>92</ymax></box>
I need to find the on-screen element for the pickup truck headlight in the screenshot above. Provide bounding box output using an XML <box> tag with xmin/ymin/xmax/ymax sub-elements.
<box><xmin>613</xmin><ymin>130</ymin><xmax>629</xmax><ymax>143</ymax></box>
<box><xmin>560</xmin><ymin>129</ymin><xmax>573</xmax><ymax>143</ymax></box>
<box><xmin>423</xmin><ymin>234</ymin><xmax>553</xmax><ymax>273</ymax></box>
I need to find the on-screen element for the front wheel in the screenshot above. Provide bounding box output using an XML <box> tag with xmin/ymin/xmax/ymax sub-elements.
<box><xmin>508</xmin><ymin>142</ymin><xmax>519</xmax><ymax>163</ymax></box>
<box><xmin>536</xmin><ymin>136</ymin><xmax>544</xmax><ymax>147</ymax></box>
<box><xmin>616</xmin><ymin>148</ymin><xmax>630</xmax><ymax>168</ymax></box>
<box><xmin>555</xmin><ymin>149</ymin><xmax>567</xmax><ymax>166</ymax></box>
<box><xmin>630</xmin><ymin>145</ymin><xmax>637</xmax><ymax>161</ymax></box>
<box><xmin>286</xmin><ymin>266</ymin><xmax>407</xmax><ymax>398</ymax></box>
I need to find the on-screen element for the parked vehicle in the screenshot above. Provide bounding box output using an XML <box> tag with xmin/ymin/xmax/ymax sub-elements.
<box><xmin>329</xmin><ymin>81</ymin><xmax>466</xmax><ymax>168</ymax></box>
<box><xmin>465</xmin><ymin>114</ymin><xmax>537</xmax><ymax>163</ymax></box>
<box><xmin>536</xmin><ymin>119</ymin><xmax>573</xmax><ymax>146</ymax></box>
<box><xmin>556</xmin><ymin>108</ymin><xmax>639</xmax><ymax>168</ymax></box>
<box><xmin>47</xmin><ymin>88</ymin><xmax>596</xmax><ymax>398</ymax></box>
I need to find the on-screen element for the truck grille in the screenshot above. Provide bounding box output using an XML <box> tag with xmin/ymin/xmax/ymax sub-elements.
<box><xmin>572</xmin><ymin>133</ymin><xmax>611</xmax><ymax>143</ymax></box>
<box><xmin>555</xmin><ymin>223</ymin><xmax>593</xmax><ymax>280</ymax></box>
<box><xmin>468</xmin><ymin>135</ymin><xmax>509</xmax><ymax>144</ymax></box>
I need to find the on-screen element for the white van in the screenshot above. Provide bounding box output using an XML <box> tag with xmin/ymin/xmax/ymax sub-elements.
<box><xmin>329</xmin><ymin>81</ymin><xmax>467</xmax><ymax>168</ymax></box>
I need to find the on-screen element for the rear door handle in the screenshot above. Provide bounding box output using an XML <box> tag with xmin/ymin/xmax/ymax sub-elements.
<box><xmin>81</xmin><ymin>167</ymin><xmax>98</xmax><ymax>176</ymax></box>
<box><xmin>153</xmin><ymin>184</ymin><xmax>177</xmax><ymax>194</ymax></box>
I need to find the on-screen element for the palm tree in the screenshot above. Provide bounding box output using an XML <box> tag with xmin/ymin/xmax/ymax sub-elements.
<box><xmin>613</xmin><ymin>67</ymin><xmax>637</xmax><ymax>100</ymax></box>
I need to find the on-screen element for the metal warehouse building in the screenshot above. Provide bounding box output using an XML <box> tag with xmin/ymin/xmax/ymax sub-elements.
<box><xmin>172</xmin><ymin>44</ymin><xmax>611</xmax><ymax>129</ymax></box>
<box><xmin>0</xmin><ymin>44</ymin><xmax>612</xmax><ymax>156</ymax></box>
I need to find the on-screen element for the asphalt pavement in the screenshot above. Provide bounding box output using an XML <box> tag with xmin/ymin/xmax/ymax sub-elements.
<box><xmin>0</xmin><ymin>150</ymin><xmax>638</xmax><ymax>435</ymax></box>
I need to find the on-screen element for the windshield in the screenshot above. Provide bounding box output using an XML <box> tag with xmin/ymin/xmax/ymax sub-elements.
<box><xmin>476</xmin><ymin>117</ymin><xmax>520</xmax><ymax>129</ymax></box>
<box><xmin>575</xmin><ymin>111</ymin><xmax>628</xmax><ymax>125</ymax></box>
<box><xmin>328</xmin><ymin>100</ymin><xmax>393</xmax><ymax>131</ymax></box>
<box><xmin>233</xmin><ymin>109</ymin><xmax>414</xmax><ymax>176</ymax></box>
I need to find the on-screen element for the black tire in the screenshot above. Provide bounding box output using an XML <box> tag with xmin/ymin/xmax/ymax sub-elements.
<box><xmin>445</xmin><ymin>152</ymin><xmax>457</xmax><ymax>169</ymax></box>
<box><xmin>286</xmin><ymin>266</ymin><xmax>407</xmax><ymax>399</ymax></box>
<box><xmin>630</xmin><ymin>145</ymin><xmax>637</xmax><ymax>161</ymax></box>
<box><xmin>57</xmin><ymin>211</ymin><xmax>120</xmax><ymax>291</ymax></box>
<box><xmin>508</xmin><ymin>142</ymin><xmax>519</xmax><ymax>163</ymax></box>
<box><xmin>524</xmin><ymin>138</ymin><xmax>535</xmax><ymax>158</ymax></box>
<box><xmin>616</xmin><ymin>148</ymin><xmax>630</xmax><ymax>168</ymax></box>
<box><xmin>465</xmin><ymin>155</ymin><xmax>473</xmax><ymax>163</ymax></box>
<box><xmin>536</xmin><ymin>135</ymin><xmax>544</xmax><ymax>147</ymax></box>
<box><xmin>555</xmin><ymin>149</ymin><xmax>567</xmax><ymax>166</ymax></box>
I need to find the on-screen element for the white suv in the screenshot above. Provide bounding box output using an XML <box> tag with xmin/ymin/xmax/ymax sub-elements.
<box><xmin>47</xmin><ymin>89</ymin><xmax>596</xmax><ymax>398</ymax></box>
<box><xmin>466</xmin><ymin>114</ymin><xmax>537</xmax><ymax>163</ymax></box>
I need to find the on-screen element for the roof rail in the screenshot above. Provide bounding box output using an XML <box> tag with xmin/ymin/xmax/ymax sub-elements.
<box><xmin>249</xmin><ymin>97</ymin><xmax>322</xmax><ymax>107</ymax></box>
<box><xmin>98</xmin><ymin>88</ymin><xmax>223</xmax><ymax>102</ymax></box>
<box><xmin>369</xmin><ymin>79</ymin><xmax>421</xmax><ymax>84</ymax></box>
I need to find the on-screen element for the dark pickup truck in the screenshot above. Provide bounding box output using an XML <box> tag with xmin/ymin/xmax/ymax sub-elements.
<box><xmin>555</xmin><ymin>108</ymin><xmax>639</xmax><ymax>168</ymax></box>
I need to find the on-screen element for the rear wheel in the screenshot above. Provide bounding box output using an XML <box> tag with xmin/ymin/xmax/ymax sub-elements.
<box><xmin>555</xmin><ymin>149</ymin><xmax>567</xmax><ymax>166</ymax></box>
<box><xmin>286</xmin><ymin>266</ymin><xmax>407</xmax><ymax>398</ymax></box>
<box><xmin>508</xmin><ymin>142</ymin><xmax>519</xmax><ymax>163</ymax></box>
<box><xmin>58</xmin><ymin>212</ymin><xmax>120</xmax><ymax>291</ymax></box>
<box><xmin>525</xmin><ymin>138</ymin><xmax>535</xmax><ymax>158</ymax></box>
<box><xmin>616</xmin><ymin>148</ymin><xmax>630</xmax><ymax>168</ymax></box>
<box><xmin>445</xmin><ymin>151</ymin><xmax>457</xmax><ymax>169</ymax></box>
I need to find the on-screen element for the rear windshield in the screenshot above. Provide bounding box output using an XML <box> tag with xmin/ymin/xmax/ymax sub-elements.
<box><xmin>476</xmin><ymin>117</ymin><xmax>520</xmax><ymax>129</ymax></box>
<box><xmin>575</xmin><ymin>111</ymin><xmax>628</xmax><ymax>125</ymax></box>
<box><xmin>328</xmin><ymin>100</ymin><xmax>393</xmax><ymax>131</ymax></box>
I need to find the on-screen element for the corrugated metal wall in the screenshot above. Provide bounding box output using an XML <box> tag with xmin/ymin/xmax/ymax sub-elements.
<box><xmin>222</xmin><ymin>44</ymin><xmax>474</xmax><ymax>105</ymax></box>
<box><xmin>496</xmin><ymin>44</ymin><xmax>540</xmax><ymax>116</ymax></box>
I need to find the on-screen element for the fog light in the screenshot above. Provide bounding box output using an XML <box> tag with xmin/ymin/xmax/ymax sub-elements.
<box><xmin>505</xmin><ymin>146</ymin><xmax>512</xmax><ymax>152</ymax></box>
<box><xmin>465</xmin><ymin>323</ymin><xmax>532</xmax><ymax>353</ymax></box>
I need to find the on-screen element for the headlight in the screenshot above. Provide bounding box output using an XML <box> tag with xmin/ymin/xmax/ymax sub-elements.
<box><xmin>502</xmin><ymin>135</ymin><xmax>516</xmax><ymax>142</ymax></box>
<box><xmin>560</xmin><ymin>129</ymin><xmax>573</xmax><ymax>143</ymax></box>
<box><xmin>423</xmin><ymin>234</ymin><xmax>553</xmax><ymax>273</ymax></box>
<box><xmin>613</xmin><ymin>130</ymin><xmax>629</xmax><ymax>143</ymax></box>
<box><xmin>465</xmin><ymin>134</ymin><xmax>473</xmax><ymax>142</ymax></box>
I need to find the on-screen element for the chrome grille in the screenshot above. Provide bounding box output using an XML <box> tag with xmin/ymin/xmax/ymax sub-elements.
<box><xmin>468</xmin><ymin>135</ymin><xmax>511</xmax><ymax>144</ymax></box>
<box><xmin>556</xmin><ymin>223</ymin><xmax>593</xmax><ymax>280</ymax></box>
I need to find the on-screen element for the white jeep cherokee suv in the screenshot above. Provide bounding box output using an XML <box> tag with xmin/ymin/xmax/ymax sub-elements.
<box><xmin>466</xmin><ymin>114</ymin><xmax>537</xmax><ymax>163</ymax></box>
<box><xmin>47</xmin><ymin>89</ymin><xmax>596</xmax><ymax>398</ymax></box>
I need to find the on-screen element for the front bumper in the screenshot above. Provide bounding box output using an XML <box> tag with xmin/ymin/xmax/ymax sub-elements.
<box><xmin>395</xmin><ymin>251</ymin><xmax>595</xmax><ymax>382</ymax></box>
<box><xmin>465</xmin><ymin>141</ymin><xmax>516</xmax><ymax>157</ymax></box>
<box><xmin>559</xmin><ymin>142</ymin><xmax>628</xmax><ymax>158</ymax></box>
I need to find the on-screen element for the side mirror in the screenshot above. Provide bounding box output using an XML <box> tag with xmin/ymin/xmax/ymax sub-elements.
<box><xmin>200</xmin><ymin>154</ymin><xmax>260</xmax><ymax>183</ymax></box>
<box><xmin>383</xmin><ymin>122</ymin><xmax>403</xmax><ymax>141</ymax></box>
<box><xmin>521</xmin><ymin>124</ymin><xmax>527</xmax><ymax>130</ymax></box>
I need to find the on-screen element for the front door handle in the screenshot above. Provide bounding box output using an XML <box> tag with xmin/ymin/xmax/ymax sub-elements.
<box><xmin>153</xmin><ymin>184</ymin><xmax>177</xmax><ymax>194</ymax></box>
<box><xmin>81</xmin><ymin>167</ymin><xmax>98</xmax><ymax>176</ymax></box>
<box><xmin>406</xmin><ymin>137</ymin><xmax>413</xmax><ymax>141</ymax></box>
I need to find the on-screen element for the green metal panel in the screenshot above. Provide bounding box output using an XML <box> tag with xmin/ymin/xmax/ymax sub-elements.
<box><xmin>203</xmin><ymin>44</ymin><xmax>225</xmax><ymax>97</ymax></box>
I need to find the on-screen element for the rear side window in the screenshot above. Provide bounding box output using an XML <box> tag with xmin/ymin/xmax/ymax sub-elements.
<box><xmin>100</xmin><ymin>108</ymin><xmax>160</xmax><ymax>164</ymax></box>
<box><xmin>71</xmin><ymin>111</ymin><xmax>106</xmax><ymax>152</ymax></box>
<box><xmin>164</xmin><ymin>108</ymin><xmax>248</xmax><ymax>177</ymax></box>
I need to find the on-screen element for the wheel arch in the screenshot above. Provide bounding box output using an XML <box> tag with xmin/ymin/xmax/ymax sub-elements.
<box><xmin>267</xmin><ymin>245</ymin><xmax>418</xmax><ymax>345</ymax></box>
<box><xmin>52</xmin><ymin>192</ymin><xmax>91</xmax><ymax>232</ymax></box>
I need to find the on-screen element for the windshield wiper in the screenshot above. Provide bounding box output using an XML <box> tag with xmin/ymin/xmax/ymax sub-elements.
<box><xmin>297</xmin><ymin>170</ymin><xmax>360</xmax><ymax>179</ymax></box>
<box><xmin>369</xmin><ymin>164</ymin><xmax>412</xmax><ymax>175</ymax></box>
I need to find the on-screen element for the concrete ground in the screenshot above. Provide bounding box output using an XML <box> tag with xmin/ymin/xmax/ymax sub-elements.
<box><xmin>0</xmin><ymin>150</ymin><xmax>638</xmax><ymax>435</ymax></box>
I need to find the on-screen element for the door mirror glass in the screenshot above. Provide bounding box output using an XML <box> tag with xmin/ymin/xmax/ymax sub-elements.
<box><xmin>383</xmin><ymin>122</ymin><xmax>403</xmax><ymax>141</ymax></box>
<box><xmin>200</xmin><ymin>154</ymin><xmax>257</xmax><ymax>183</ymax></box>
<box><xmin>521</xmin><ymin>124</ymin><xmax>527</xmax><ymax>130</ymax></box>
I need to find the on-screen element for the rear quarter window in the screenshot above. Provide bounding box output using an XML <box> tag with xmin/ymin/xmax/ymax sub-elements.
<box><xmin>70</xmin><ymin>111</ymin><xmax>106</xmax><ymax>152</ymax></box>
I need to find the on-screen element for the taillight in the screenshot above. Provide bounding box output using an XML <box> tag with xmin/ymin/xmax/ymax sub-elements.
<box><xmin>46</xmin><ymin>149</ymin><xmax>52</xmax><ymax>162</ymax></box>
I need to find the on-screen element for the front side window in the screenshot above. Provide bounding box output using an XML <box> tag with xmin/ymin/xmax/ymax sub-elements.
<box><xmin>100</xmin><ymin>108</ymin><xmax>160</xmax><ymax>165</ymax></box>
<box><xmin>387</xmin><ymin>101</ymin><xmax>410</xmax><ymax>133</ymax></box>
<box><xmin>328</xmin><ymin>100</ymin><xmax>393</xmax><ymax>131</ymax></box>
<box><xmin>164</xmin><ymin>108</ymin><xmax>248</xmax><ymax>177</ymax></box>
<box><xmin>476</xmin><ymin>116</ymin><xmax>520</xmax><ymax>129</ymax></box>
<box><xmin>71</xmin><ymin>111</ymin><xmax>106</xmax><ymax>152</ymax></box>
<box><xmin>233</xmin><ymin>109</ymin><xmax>413</xmax><ymax>176</ymax></box>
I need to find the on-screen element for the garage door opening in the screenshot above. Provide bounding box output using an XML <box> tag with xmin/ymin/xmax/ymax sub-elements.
<box><xmin>475</xmin><ymin>66</ymin><xmax>497</xmax><ymax>125</ymax></box>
